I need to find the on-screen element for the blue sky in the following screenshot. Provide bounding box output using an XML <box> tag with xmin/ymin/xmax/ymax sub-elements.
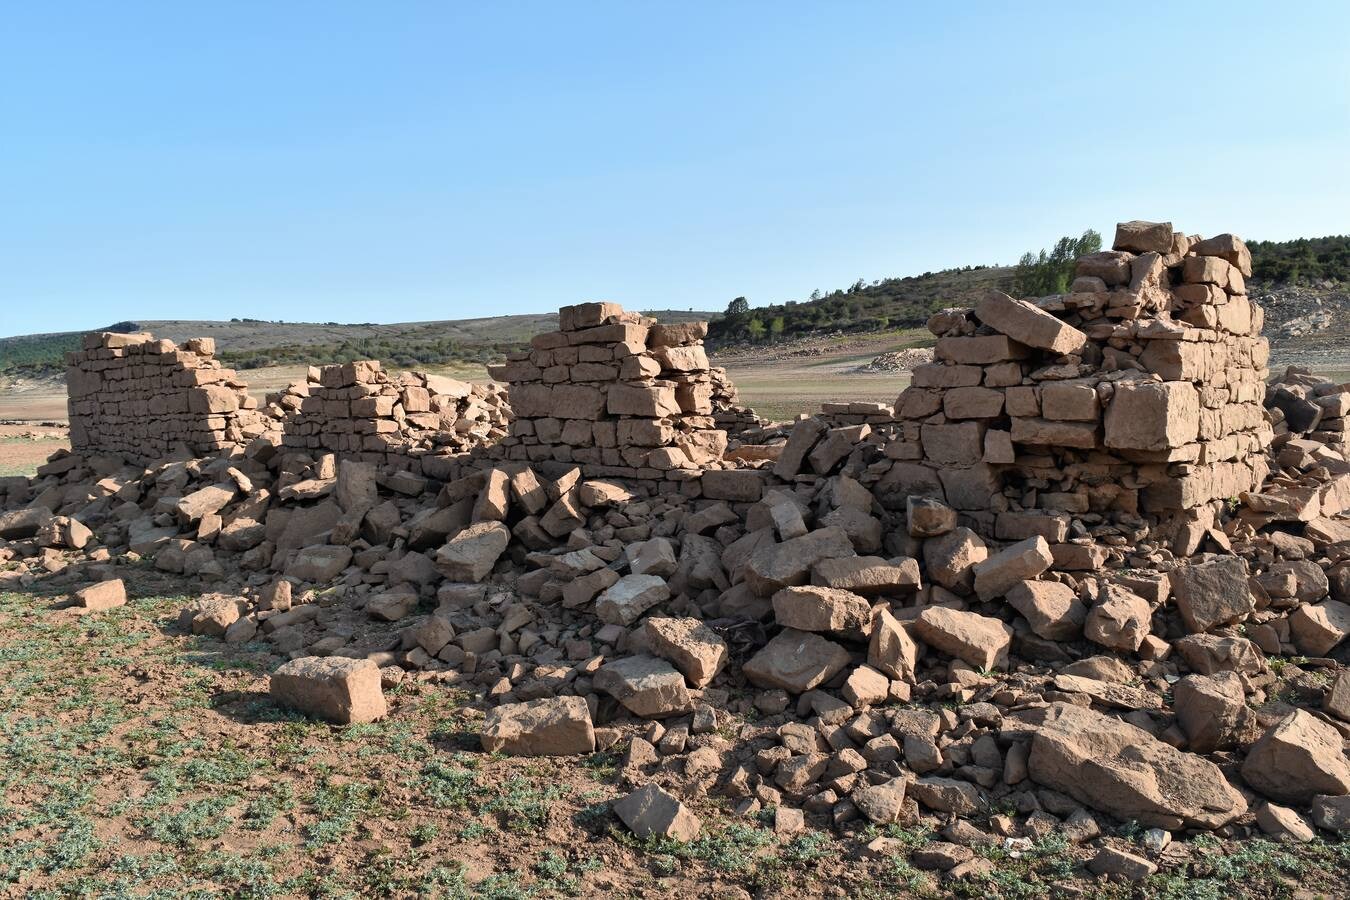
<box><xmin>2</xmin><ymin>2</ymin><xmax>1348</xmax><ymax>338</ymax></box>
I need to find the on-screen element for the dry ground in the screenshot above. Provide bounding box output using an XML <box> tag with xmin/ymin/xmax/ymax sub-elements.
<box><xmin>5</xmin><ymin>564</ymin><xmax>1350</xmax><ymax>899</ymax></box>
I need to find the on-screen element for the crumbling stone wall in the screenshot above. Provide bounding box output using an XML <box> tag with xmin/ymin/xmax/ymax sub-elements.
<box><xmin>484</xmin><ymin>302</ymin><xmax>729</xmax><ymax>481</ymax></box>
<box><xmin>267</xmin><ymin>361</ymin><xmax>510</xmax><ymax>474</ymax></box>
<box><xmin>882</xmin><ymin>220</ymin><xmax>1271</xmax><ymax>553</ymax></box>
<box><xmin>66</xmin><ymin>332</ymin><xmax>265</xmax><ymax>463</ymax></box>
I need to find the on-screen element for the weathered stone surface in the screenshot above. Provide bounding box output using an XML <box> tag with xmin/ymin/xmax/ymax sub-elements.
<box><xmin>744</xmin><ymin>527</ymin><xmax>855</xmax><ymax>597</ymax></box>
<box><xmin>1241</xmin><ymin>710</ymin><xmax>1350</xmax><ymax>805</ymax></box>
<box><xmin>1170</xmin><ymin>556</ymin><xmax>1254</xmax><ymax>634</ymax></box>
<box><xmin>869</xmin><ymin>608</ymin><xmax>919</xmax><ymax>681</ymax></box>
<box><xmin>1311</xmin><ymin>794</ymin><xmax>1350</xmax><ymax>832</ymax></box>
<box><xmin>743</xmin><ymin>629</ymin><xmax>851</xmax><ymax>693</ymax></box>
<box><xmin>852</xmin><ymin>778</ymin><xmax>908</xmax><ymax>824</ymax></box>
<box><xmin>594</xmin><ymin>655</ymin><xmax>693</xmax><ymax>717</ymax></box>
<box><xmin>772</xmin><ymin>585</ymin><xmax>872</xmax><ymax>637</ymax></box>
<box><xmin>1103</xmin><ymin>380</ymin><xmax>1200</xmax><ymax>452</ymax></box>
<box><xmin>842</xmin><ymin>664</ymin><xmax>890</xmax><ymax>707</ymax></box>
<box><xmin>1174</xmin><ymin>633</ymin><xmax>1266</xmax><ymax>676</ymax></box>
<box><xmin>1025</xmin><ymin>702</ymin><xmax>1247</xmax><ymax>829</ymax></box>
<box><xmin>1084</xmin><ymin>583</ymin><xmax>1152</xmax><ymax>652</ymax></box>
<box><xmin>1289</xmin><ymin>600</ymin><xmax>1350</xmax><ymax>656</ymax></box>
<box><xmin>270</xmin><ymin>656</ymin><xmax>387</xmax><ymax>724</ymax></box>
<box><xmin>335</xmin><ymin>460</ymin><xmax>379</xmax><ymax>515</ymax></box>
<box><xmin>435</xmin><ymin>521</ymin><xmax>510</xmax><ymax>582</ymax></box>
<box><xmin>0</xmin><ymin>506</ymin><xmax>53</xmax><ymax>540</ymax></box>
<box><xmin>812</xmin><ymin>556</ymin><xmax>920</xmax><ymax>594</ymax></box>
<box><xmin>596</xmin><ymin>574</ymin><xmax>671</xmax><ymax>626</ymax></box>
<box><xmin>629</xmin><ymin>537</ymin><xmax>678</xmax><ymax>578</ymax></box>
<box><xmin>1006</xmin><ymin>580</ymin><xmax>1085</xmax><ymax>640</ymax></box>
<box><xmin>367</xmin><ymin>588</ymin><xmax>419</xmax><ymax>622</ymax></box>
<box><xmin>975</xmin><ymin>290</ymin><xmax>1088</xmax><ymax>355</ymax></box>
<box><xmin>909</xmin><ymin>777</ymin><xmax>983</xmax><ymax>815</ymax></box>
<box><xmin>74</xmin><ymin>579</ymin><xmax>126</xmax><ymax>611</ymax></box>
<box><xmin>972</xmin><ymin>536</ymin><xmax>1053</xmax><ymax>600</ymax></box>
<box><xmin>912</xmin><ymin>607</ymin><xmax>1013</xmax><ymax>670</ymax></box>
<box><xmin>1087</xmin><ymin>847</ymin><xmax>1157</xmax><ymax>880</ymax></box>
<box><xmin>481</xmin><ymin>696</ymin><xmax>595</xmax><ymax>756</ymax></box>
<box><xmin>1256</xmin><ymin>802</ymin><xmax>1315</xmax><ymax>843</ymax></box>
<box><xmin>923</xmin><ymin>527</ymin><xmax>987</xmax><ymax>592</ymax></box>
<box><xmin>613</xmin><ymin>783</ymin><xmax>700</xmax><ymax>842</ymax></box>
<box><xmin>1174</xmin><ymin>672</ymin><xmax>1257</xmax><ymax>753</ymax></box>
<box><xmin>773</xmin><ymin>417</ymin><xmax>827</xmax><ymax>480</ymax></box>
<box><xmin>287</xmin><ymin>545</ymin><xmax>353</xmax><ymax>582</ymax></box>
<box><xmin>1114</xmin><ymin>220</ymin><xmax>1174</xmax><ymax>254</ymax></box>
<box><xmin>907</xmin><ymin>496</ymin><xmax>957</xmax><ymax>538</ymax></box>
<box><xmin>641</xmin><ymin>617</ymin><xmax>728</xmax><ymax>687</ymax></box>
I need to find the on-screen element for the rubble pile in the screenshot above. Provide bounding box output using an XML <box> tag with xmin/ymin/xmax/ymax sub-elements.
<box><xmin>65</xmin><ymin>332</ymin><xmax>268</xmax><ymax>463</ymax></box>
<box><xmin>268</xmin><ymin>362</ymin><xmax>511</xmax><ymax>475</ymax></box>
<box><xmin>6</xmin><ymin>221</ymin><xmax>1350</xmax><ymax>877</ymax></box>
<box><xmin>885</xmin><ymin>220</ymin><xmax>1271</xmax><ymax>557</ymax></box>
<box><xmin>709</xmin><ymin>364</ymin><xmax>768</xmax><ymax>440</ymax></box>
<box><xmin>484</xmin><ymin>302</ymin><xmax>731</xmax><ymax>481</ymax></box>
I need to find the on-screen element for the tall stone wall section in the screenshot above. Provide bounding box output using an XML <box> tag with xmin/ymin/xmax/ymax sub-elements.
<box><xmin>484</xmin><ymin>302</ymin><xmax>728</xmax><ymax>483</ymax></box>
<box><xmin>65</xmin><ymin>332</ymin><xmax>265</xmax><ymax>463</ymax></box>
<box><xmin>268</xmin><ymin>361</ymin><xmax>510</xmax><ymax>473</ymax></box>
<box><xmin>882</xmin><ymin>220</ymin><xmax>1270</xmax><ymax>551</ymax></box>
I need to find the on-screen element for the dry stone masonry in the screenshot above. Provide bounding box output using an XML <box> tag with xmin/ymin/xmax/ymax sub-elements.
<box><xmin>268</xmin><ymin>362</ymin><xmax>510</xmax><ymax>475</ymax></box>
<box><xmin>887</xmin><ymin>221</ymin><xmax>1270</xmax><ymax>555</ymax></box>
<box><xmin>485</xmin><ymin>302</ymin><xmax>729</xmax><ymax>483</ymax></box>
<box><xmin>66</xmin><ymin>331</ymin><xmax>267</xmax><ymax>463</ymax></box>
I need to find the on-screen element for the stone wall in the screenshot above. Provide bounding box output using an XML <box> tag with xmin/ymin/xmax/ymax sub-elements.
<box><xmin>267</xmin><ymin>362</ymin><xmax>510</xmax><ymax>473</ymax></box>
<box><xmin>484</xmin><ymin>302</ymin><xmax>729</xmax><ymax>482</ymax></box>
<box><xmin>879</xmin><ymin>220</ymin><xmax>1270</xmax><ymax>552</ymax></box>
<box><xmin>65</xmin><ymin>332</ymin><xmax>266</xmax><ymax>463</ymax></box>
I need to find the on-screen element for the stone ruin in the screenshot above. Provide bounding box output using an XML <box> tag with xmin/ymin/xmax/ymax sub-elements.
<box><xmin>267</xmin><ymin>361</ymin><xmax>511</xmax><ymax>475</ymax></box>
<box><xmin>881</xmin><ymin>221</ymin><xmax>1270</xmax><ymax>556</ymax></box>
<box><xmin>65</xmin><ymin>332</ymin><xmax>268</xmax><ymax>463</ymax></box>
<box><xmin>483</xmin><ymin>302</ymin><xmax>731</xmax><ymax>480</ymax></box>
<box><xmin>12</xmin><ymin>219</ymin><xmax>1350</xmax><ymax>868</ymax></box>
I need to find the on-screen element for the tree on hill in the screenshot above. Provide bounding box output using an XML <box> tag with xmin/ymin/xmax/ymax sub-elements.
<box><xmin>725</xmin><ymin>297</ymin><xmax>750</xmax><ymax>319</ymax></box>
<box><xmin>1013</xmin><ymin>229</ymin><xmax>1102</xmax><ymax>297</ymax></box>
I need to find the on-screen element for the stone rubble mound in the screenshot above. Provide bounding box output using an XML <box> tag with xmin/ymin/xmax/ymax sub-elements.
<box><xmin>5</xmin><ymin>221</ymin><xmax>1350</xmax><ymax>875</ymax></box>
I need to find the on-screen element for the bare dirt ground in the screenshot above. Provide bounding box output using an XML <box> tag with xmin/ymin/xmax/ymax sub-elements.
<box><xmin>5</xmin><ymin>565</ymin><xmax>1349</xmax><ymax>898</ymax></box>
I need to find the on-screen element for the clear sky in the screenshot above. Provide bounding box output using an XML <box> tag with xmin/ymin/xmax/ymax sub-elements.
<box><xmin>3</xmin><ymin>2</ymin><xmax>1348</xmax><ymax>338</ymax></box>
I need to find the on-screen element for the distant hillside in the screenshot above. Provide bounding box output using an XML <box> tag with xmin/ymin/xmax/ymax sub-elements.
<box><xmin>1249</xmin><ymin>235</ymin><xmax>1350</xmax><ymax>284</ymax></box>
<box><xmin>708</xmin><ymin>234</ymin><xmax>1350</xmax><ymax>348</ymax></box>
<box><xmin>707</xmin><ymin>265</ymin><xmax>1014</xmax><ymax>347</ymax></box>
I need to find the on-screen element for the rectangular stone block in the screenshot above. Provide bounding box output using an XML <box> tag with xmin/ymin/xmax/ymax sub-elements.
<box><xmin>1104</xmin><ymin>380</ymin><xmax>1200</xmax><ymax>452</ymax></box>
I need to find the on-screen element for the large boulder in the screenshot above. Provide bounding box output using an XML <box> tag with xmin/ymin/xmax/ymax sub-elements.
<box><xmin>1174</xmin><ymin>672</ymin><xmax>1258</xmax><ymax>753</ymax></box>
<box><xmin>1024</xmin><ymin>702</ymin><xmax>1247</xmax><ymax>829</ymax></box>
<box><xmin>481</xmin><ymin>697</ymin><xmax>595</xmax><ymax>756</ymax></box>
<box><xmin>1241</xmin><ymin>710</ymin><xmax>1350</xmax><ymax>805</ymax></box>
<box><xmin>1170</xmin><ymin>556</ymin><xmax>1254</xmax><ymax>634</ymax></box>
